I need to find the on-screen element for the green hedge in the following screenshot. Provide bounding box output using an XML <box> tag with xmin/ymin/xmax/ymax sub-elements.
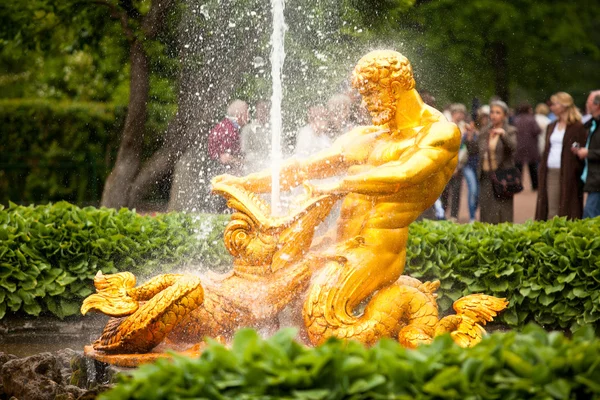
<box><xmin>405</xmin><ymin>219</ymin><xmax>600</xmax><ymax>332</ymax></box>
<box><xmin>0</xmin><ymin>99</ymin><xmax>125</xmax><ymax>204</ymax></box>
<box><xmin>0</xmin><ymin>202</ymin><xmax>229</xmax><ymax>319</ymax></box>
<box><xmin>100</xmin><ymin>325</ymin><xmax>600</xmax><ymax>399</ymax></box>
<box><xmin>2</xmin><ymin>201</ymin><xmax>600</xmax><ymax>333</ymax></box>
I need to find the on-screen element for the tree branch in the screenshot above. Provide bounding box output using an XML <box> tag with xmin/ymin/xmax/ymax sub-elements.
<box><xmin>118</xmin><ymin>0</ymin><xmax>141</xmax><ymax>20</ymax></box>
<box><xmin>142</xmin><ymin>0</ymin><xmax>176</xmax><ymax>38</ymax></box>
<box><xmin>88</xmin><ymin>0</ymin><xmax>135</xmax><ymax>41</ymax></box>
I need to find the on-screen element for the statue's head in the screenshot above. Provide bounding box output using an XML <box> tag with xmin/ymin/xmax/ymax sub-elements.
<box><xmin>352</xmin><ymin>50</ymin><xmax>415</xmax><ymax>125</ymax></box>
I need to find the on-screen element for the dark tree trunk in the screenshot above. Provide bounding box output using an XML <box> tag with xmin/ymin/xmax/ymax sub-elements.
<box><xmin>128</xmin><ymin>0</ymin><xmax>269</xmax><ymax>207</ymax></box>
<box><xmin>101</xmin><ymin>39</ymin><xmax>148</xmax><ymax>208</ymax></box>
<box><xmin>491</xmin><ymin>42</ymin><xmax>510</xmax><ymax>103</ymax></box>
<box><xmin>100</xmin><ymin>0</ymin><xmax>175</xmax><ymax>208</ymax></box>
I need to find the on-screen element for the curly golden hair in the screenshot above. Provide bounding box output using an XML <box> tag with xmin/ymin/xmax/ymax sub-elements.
<box><xmin>352</xmin><ymin>50</ymin><xmax>415</xmax><ymax>93</ymax></box>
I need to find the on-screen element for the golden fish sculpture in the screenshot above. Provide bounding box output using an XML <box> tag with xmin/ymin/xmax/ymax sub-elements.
<box><xmin>81</xmin><ymin>50</ymin><xmax>507</xmax><ymax>366</ymax></box>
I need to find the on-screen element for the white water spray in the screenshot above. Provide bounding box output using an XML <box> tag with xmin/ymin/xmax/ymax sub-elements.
<box><xmin>270</xmin><ymin>0</ymin><xmax>286</xmax><ymax>215</ymax></box>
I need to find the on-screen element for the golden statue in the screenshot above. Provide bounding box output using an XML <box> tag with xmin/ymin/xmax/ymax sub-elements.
<box><xmin>81</xmin><ymin>50</ymin><xmax>508</xmax><ymax>366</ymax></box>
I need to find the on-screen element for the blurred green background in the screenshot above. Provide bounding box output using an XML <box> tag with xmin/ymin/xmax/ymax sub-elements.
<box><xmin>1</xmin><ymin>0</ymin><xmax>598</xmax><ymax>206</ymax></box>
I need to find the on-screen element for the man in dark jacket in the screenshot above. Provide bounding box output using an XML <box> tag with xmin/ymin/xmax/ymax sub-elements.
<box><xmin>574</xmin><ymin>93</ymin><xmax>600</xmax><ymax>218</ymax></box>
<box><xmin>514</xmin><ymin>103</ymin><xmax>542</xmax><ymax>190</ymax></box>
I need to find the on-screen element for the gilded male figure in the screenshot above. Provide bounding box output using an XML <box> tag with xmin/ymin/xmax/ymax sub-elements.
<box><xmin>81</xmin><ymin>51</ymin><xmax>504</xmax><ymax>361</ymax></box>
<box><xmin>215</xmin><ymin>50</ymin><xmax>461</xmax><ymax>343</ymax></box>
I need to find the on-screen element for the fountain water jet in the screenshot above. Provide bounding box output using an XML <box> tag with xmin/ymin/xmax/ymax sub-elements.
<box><xmin>269</xmin><ymin>0</ymin><xmax>286</xmax><ymax>216</ymax></box>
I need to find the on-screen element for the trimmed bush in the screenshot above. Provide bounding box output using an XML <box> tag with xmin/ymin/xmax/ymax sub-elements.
<box><xmin>100</xmin><ymin>325</ymin><xmax>600</xmax><ymax>399</ymax></box>
<box><xmin>0</xmin><ymin>98</ymin><xmax>124</xmax><ymax>204</ymax></box>
<box><xmin>2</xmin><ymin>201</ymin><xmax>600</xmax><ymax>333</ymax></box>
<box><xmin>0</xmin><ymin>202</ymin><xmax>230</xmax><ymax>319</ymax></box>
<box><xmin>405</xmin><ymin>219</ymin><xmax>600</xmax><ymax>331</ymax></box>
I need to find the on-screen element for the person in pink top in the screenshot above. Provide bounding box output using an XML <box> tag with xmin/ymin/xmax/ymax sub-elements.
<box><xmin>208</xmin><ymin>99</ymin><xmax>249</xmax><ymax>212</ymax></box>
<box><xmin>208</xmin><ymin>99</ymin><xmax>249</xmax><ymax>177</ymax></box>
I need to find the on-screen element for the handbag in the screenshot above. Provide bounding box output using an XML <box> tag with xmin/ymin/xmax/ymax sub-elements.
<box><xmin>486</xmin><ymin>137</ymin><xmax>523</xmax><ymax>199</ymax></box>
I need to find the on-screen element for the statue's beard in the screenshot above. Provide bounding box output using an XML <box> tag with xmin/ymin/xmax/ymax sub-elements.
<box><xmin>371</xmin><ymin>107</ymin><xmax>394</xmax><ymax>126</ymax></box>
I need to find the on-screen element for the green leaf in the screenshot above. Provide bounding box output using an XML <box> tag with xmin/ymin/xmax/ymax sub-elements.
<box><xmin>55</xmin><ymin>273</ymin><xmax>77</xmax><ymax>286</ymax></box>
<box><xmin>538</xmin><ymin>292</ymin><xmax>555</xmax><ymax>306</ymax></box>
<box><xmin>0</xmin><ymin>279</ymin><xmax>17</xmax><ymax>293</ymax></box>
<box><xmin>347</xmin><ymin>374</ymin><xmax>386</xmax><ymax>394</ymax></box>
<box><xmin>23</xmin><ymin>301</ymin><xmax>42</xmax><ymax>316</ymax></box>
<box><xmin>572</xmin><ymin>287</ymin><xmax>589</xmax><ymax>298</ymax></box>
<box><xmin>557</xmin><ymin>272</ymin><xmax>577</xmax><ymax>284</ymax></box>
<box><xmin>59</xmin><ymin>299</ymin><xmax>81</xmax><ymax>317</ymax></box>
<box><xmin>544</xmin><ymin>379</ymin><xmax>571</xmax><ymax>399</ymax></box>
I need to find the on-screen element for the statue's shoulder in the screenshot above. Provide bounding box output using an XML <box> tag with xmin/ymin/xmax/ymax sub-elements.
<box><xmin>417</xmin><ymin>119</ymin><xmax>461</xmax><ymax>149</ymax></box>
<box><xmin>335</xmin><ymin>125</ymin><xmax>386</xmax><ymax>146</ymax></box>
<box><xmin>348</xmin><ymin>125</ymin><xmax>384</xmax><ymax>136</ymax></box>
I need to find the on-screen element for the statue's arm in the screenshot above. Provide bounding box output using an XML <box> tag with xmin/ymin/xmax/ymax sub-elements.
<box><xmin>214</xmin><ymin>126</ymin><xmax>381</xmax><ymax>193</ymax></box>
<box><xmin>331</xmin><ymin>121</ymin><xmax>461</xmax><ymax>196</ymax></box>
<box><xmin>236</xmin><ymin>148</ymin><xmax>346</xmax><ymax>193</ymax></box>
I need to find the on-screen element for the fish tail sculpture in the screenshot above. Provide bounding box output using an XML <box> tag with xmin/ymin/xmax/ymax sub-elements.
<box><xmin>435</xmin><ymin>294</ymin><xmax>509</xmax><ymax>347</ymax></box>
<box><xmin>81</xmin><ymin>271</ymin><xmax>205</xmax><ymax>353</ymax></box>
<box><xmin>304</xmin><ymin>260</ymin><xmax>442</xmax><ymax>347</ymax></box>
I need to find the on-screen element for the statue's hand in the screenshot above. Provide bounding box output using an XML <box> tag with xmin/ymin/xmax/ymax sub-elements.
<box><xmin>293</xmin><ymin>181</ymin><xmax>334</xmax><ymax>208</ymax></box>
<box><xmin>302</xmin><ymin>181</ymin><xmax>344</xmax><ymax>198</ymax></box>
<box><xmin>211</xmin><ymin>174</ymin><xmax>242</xmax><ymax>187</ymax></box>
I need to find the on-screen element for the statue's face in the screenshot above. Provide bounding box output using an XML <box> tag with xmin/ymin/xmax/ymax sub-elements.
<box><xmin>358</xmin><ymin>81</ymin><xmax>395</xmax><ymax>126</ymax></box>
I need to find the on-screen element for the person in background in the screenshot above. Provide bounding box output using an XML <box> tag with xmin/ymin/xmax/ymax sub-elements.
<box><xmin>442</xmin><ymin>104</ymin><xmax>452</xmax><ymax>123</ymax></box>
<box><xmin>582</xmin><ymin>90</ymin><xmax>600</xmax><ymax>124</ymax></box>
<box><xmin>294</xmin><ymin>105</ymin><xmax>330</xmax><ymax>159</ymax></box>
<box><xmin>440</xmin><ymin>103</ymin><xmax>467</xmax><ymax>221</ymax></box>
<box><xmin>514</xmin><ymin>103</ymin><xmax>542</xmax><ymax>191</ymax></box>
<box><xmin>477</xmin><ymin>100</ymin><xmax>517</xmax><ymax>224</ymax></box>
<box><xmin>327</xmin><ymin>94</ymin><xmax>354</xmax><ymax>139</ymax></box>
<box><xmin>208</xmin><ymin>99</ymin><xmax>249</xmax><ymax>177</ymax></box>
<box><xmin>475</xmin><ymin>105</ymin><xmax>490</xmax><ymax>130</ymax></box>
<box><xmin>241</xmin><ymin>100</ymin><xmax>271</xmax><ymax>173</ymax></box>
<box><xmin>546</xmin><ymin>99</ymin><xmax>557</xmax><ymax>122</ymax></box>
<box><xmin>573</xmin><ymin>93</ymin><xmax>600</xmax><ymax>218</ymax></box>
<box><xmin>462</xmin><ymin>118</ymin><xmax>479</xmax><ymax>222</ymax></box>
<box><xmin>535</xmin><ymin>92</ymin><xmax>587</xmax><ymax>220</ymax></box>
<box><xmin>534</xmin><ymin>103</ymin><xmax>552</xmax><ymax>156</ymax></box>
<box><xmin>420</xmin><ymin>90</ymin><xmax>437</xmax><ymax>109</ymax></box>
<box><xmin>208</xmin><ymin>99</ymin><xmax>249</xmax><ymax>212</ymax></box>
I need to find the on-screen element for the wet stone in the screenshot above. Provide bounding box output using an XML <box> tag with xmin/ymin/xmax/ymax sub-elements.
<box><xmin>0</xmin><ymin>350</ymin><xmax>117</xmax><ymax>400</ymax></box>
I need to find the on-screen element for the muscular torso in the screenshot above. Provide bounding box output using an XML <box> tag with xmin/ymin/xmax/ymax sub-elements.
<box><xmin>334</xmin><ymin>124</ymin><xmax>456</xmax><ymax>242</ymax></box>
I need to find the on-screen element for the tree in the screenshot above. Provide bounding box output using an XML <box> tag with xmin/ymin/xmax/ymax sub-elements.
<box><xmin>127</xmin><ymin>0</ymin><xmax>272</xmax><ymax>207</ymax></box>
<box><xmin>99</xmin><ymin>0</ymin><xmax>178</xmax><ymax>208</ymax></box>
<box><xmin>0</xmin><ymin>1</ymin><xmax>129</xmax><ymax>102</ymax></box>
<box><xmin>127</xmin><ymin>0</ymin><xmax>416</xmax><ymax>208</ymax></box>
<box><xmin>0</xmin><ymin>0</ymin><xmax>178</xmax><ymax>206</ymax></box>
<box><xmin>397</xmin><ymin>0</ymin><xmax>600</xmax><ymax>105</ymax></box>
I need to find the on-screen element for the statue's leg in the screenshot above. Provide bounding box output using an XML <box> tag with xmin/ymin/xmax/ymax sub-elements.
<box><xmin>83</xmin><ymin>273</ymin><xmax>205</xmax><ymax>354</ymax></box>
<box><xmin>304</xmin><ymin>265</ymin><xmax>440</xmax><ymax>346</ymax></box>
<box><xmin>303</xmin><ymin>228</ymin><xmax>414</xmax><ymax>345</ymax></box>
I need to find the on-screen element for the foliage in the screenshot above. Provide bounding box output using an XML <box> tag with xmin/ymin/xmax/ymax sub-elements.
<box><xmin>0</xmin><ymin>98</ymin><xmax>178</xmax><ymax>204</ymax></box>
<box><xmin>2</xmin><ymin>202</ymin><xmax>600</xmax><ymax>332</ymax></box>
<box><xmin>101</xmin><ymin>325</ymin><xmax>600</xmax><ymax>399</ymax></box>
<box><xmin>397</xmin><ymin>0</ymin><xmax>600</xmax><ymax>105</ymax></box>
<box><xmin>0</xmin><ymin>0</ymin><xmax>130</xmax><ymax>102</ymax></box>
<box><xmin>405</xmin><ymin>218</ymin><xmax>600</xmax><ymax>332</ymax></box>
<box><xmin>0</xmin><ymin>0</ymin><xmax>179</xmax><ymax>206</ymax></box>
<box><xmin>0</xmin><ymin>99</ymin><xmax>124</xmax><ymax>204</ymax></box>
<box><xmin>0</xmin><ymin>202</ymin><xmax>230</xmax><ymax>319</ymax></box>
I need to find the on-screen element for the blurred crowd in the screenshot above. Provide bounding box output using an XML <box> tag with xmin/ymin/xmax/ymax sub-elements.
<box><xmin>171</xmin><ymin>87</ymin><xmax>600</xmax><ymax>223</ymax></box>
<box><xmin>425</xmin><ymin>89</ymin><xmax>600</xmax><ymax>223</ymax></box>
